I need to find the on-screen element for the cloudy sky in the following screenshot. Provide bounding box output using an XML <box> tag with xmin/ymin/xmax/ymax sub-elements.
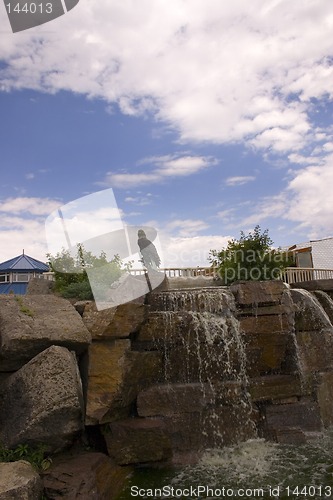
<box><xmin>1</xmin><ymin>0</ymin><xmax>333</xmax><ymax>267</ymax></box>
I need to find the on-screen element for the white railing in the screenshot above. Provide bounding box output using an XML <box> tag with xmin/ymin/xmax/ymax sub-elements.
<box><xmin>38</xmin><ymin>267</ymin><xmax>333</xmax><ymax>285</ymax></box>
<box><xmin>280</xmin><ymin>267</ymin><xmax>333</xmax><ymax>284</ymax></box>
<box><xmin>129</xmin><ymin>267</ymin><xmax>217</xmax><ymax>278</ymax></box>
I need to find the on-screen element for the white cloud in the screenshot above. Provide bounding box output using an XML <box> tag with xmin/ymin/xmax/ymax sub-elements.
<box><xmin>0</xmin><ymin>197</ymin><xmax>63</xmax><ymax>262</ymax></box>
<box><xmin>166</xmin><ymin>218</ymin><xmax>210</xmax><ymax>237</ymax></box>
<box><xmin>1</xmin><ymin>0</ymin><xmax>333</xmax><ymax>156</ymax></box>
<box><xmin>0</xmin><ymin>197</ymin><xmax>61</xmax><ymax>215</ymax></box>
<box><xmin>286</xmin><ymin>155</ymin><xmax>333</xmax><ymax>237</ymax></box>
<box><xmin>225</xmin><ymin>176</ymin><xmax>256</xmax><ymax>186</ymax></box>
<box><xmin>0</xmin><ymin>215</ymin><xmax>49</xmax><ymax>263</ymax></box>
<box><xmin>103</xmin><ymin>154</ymin><xmax>216</xmax><ymax>187</ymax></box>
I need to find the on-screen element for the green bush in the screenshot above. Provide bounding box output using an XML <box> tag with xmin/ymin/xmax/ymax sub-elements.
<box><xmin>47</xmin><ymin>245</ymin><xmax>127</xmax><ymax>301</ymax></box>
<box><xmin>209</xmin><ymin>225</ymin><xmax>293</xmax><ymax>285</ymax></box>
<box><xmin>0</xmin><ymin>443</ymin><xmax>52</xmax><ymax>471</ymax></box>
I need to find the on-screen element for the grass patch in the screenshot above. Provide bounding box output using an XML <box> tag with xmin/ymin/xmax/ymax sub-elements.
<box><xmin>14</xmin><ymin>296</ymin><xmax>35</xmax><ymax>317</ymax></box>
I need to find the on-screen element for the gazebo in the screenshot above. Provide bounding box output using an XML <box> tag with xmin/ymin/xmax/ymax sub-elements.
<box><xmin>0</xmin><ymin>251</ymin><xmax>49</xmax><ymax>295</ymax></box>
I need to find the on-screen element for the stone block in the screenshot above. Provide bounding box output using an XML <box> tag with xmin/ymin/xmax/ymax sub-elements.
<box><xmin>85</xmin><ymin>341</ymin><xmax>162</xmax><ymax>425</ymax></box>
<box><xmin>0</xmin><ymin>346</ymin><xmax>84</xmax><ymax>453</ymax></box>
<box><xmin>105</xmin><ymin>418</ymin><xmax>172</xmax><ymax>465</ymax></box>
<box><xmin>42</xmin><ymin>452</ymin><xmax>130</xmax><ymax>500</ymax></box>
<box><xmin>264</xmin><ymin>400</ymin><xmax>322</xmax><ymax>433</ymax></box>
<box><xmin>290</xmin><ymin>280</ymin><xmax>333</xmax><ymax>293</ymax></box>
<box><xmin>147</xmin><ymin>288</ymin><xmax>237</xmax><ymax>314</ymax></box>
<box><xmin>240</xmin><ymin>315</ymin><xmax>291</xmax><ymax>335</ymax></box>
<box><xmin>243</xmin><ymin>331</ymin><xmax>289</xmax><ymax>374</ymax></box>
<box><xmin>164</xmin><ymin>412</ymin><xmax>204</xmax><ymax>451</ymax></box>
<box><xmin>274</xmin><ymin>427</ymin><xmax>307</xmax><ymax>445</ymax></box>
<box><xmin>137</xmin><ymin>383</ymin><xmax>215</xmax><ymax>417</ymax></box>
<box><xmin>82</xmin><ymin>300</ymin><xmax>146</xmax><ymax>339</ymax></box>
<box><xmin>231</xmin><ymin>281</ymin><xmax>286</xmax><ymax>307</ymax></box>
<box><xmin>249</xmin><ymin>375</ymin><xmax>303</xmax><ymax>402</ymax></box>
<box><xmin>0</xmin><ymin>461</ymin><xmax>43</xmax><ymax>500</ymax></box>
<box><xmin>0</xmin><ymin>295</ymin><xmax>91</xmax><ymax>371</ymax></box>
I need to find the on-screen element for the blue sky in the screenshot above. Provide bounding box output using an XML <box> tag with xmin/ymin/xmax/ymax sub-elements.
<box><xmin>1</xmin><ymin>0</ymin><xmax>333</xmax><ymax>267</ymax></box>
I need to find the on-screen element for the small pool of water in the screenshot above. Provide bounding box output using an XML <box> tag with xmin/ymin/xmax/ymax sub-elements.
<box><xmin>116</xmin><ymin>431</ymin><xmax>333</xmax><ymax>499</ymax></box>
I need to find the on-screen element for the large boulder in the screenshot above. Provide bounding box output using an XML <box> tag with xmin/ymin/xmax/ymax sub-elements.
<box><xmin>82</xmin><ymin>299</ymin><xmax>146</xmax><ymax>339</ymax></box>
<box><xmin>0</xmin><ymin>295</ymin><xmax>91</xmax><ymax>371</ymax></box>
<box><xmin>85</xmin><ymin>340</ymin><xmax>162</xmax><ymax>425</ymax></box>
<box><xmin>230</xmin><ymin>280</ymin><xmax>287</xmax><ymax>307</ymax></box>
<box><xmin>0</xmin><ymin>461</ymin><xmax>43</xmax><ymax>500</ymax></box>
<box><xmin>0</xmin><ymin>346</ymin><xmax>84</xmax><ymax>452</ymax></box>
<box><xmin>42</xmin><ymin>452</ymin><xmax>130</xmax><ymax>500</ymax></box>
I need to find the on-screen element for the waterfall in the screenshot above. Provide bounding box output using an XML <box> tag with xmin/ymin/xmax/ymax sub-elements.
<box><xmin>139</xmin><ymin>288</ymin><xmax>257</xmax><ymax>453</ymax></box>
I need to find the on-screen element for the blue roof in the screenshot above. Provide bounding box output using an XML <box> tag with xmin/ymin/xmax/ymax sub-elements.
<box><xmin>0</xmin><ymin>283</ymin><xmax>28</xmax><ymax>295</ymax></box>
<box><xmin>0</xmin><ymin>253</ymin><xmax>49</xmax><ymax>272</ymax></box>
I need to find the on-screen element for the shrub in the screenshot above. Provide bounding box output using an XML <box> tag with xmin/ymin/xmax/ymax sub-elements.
<box><xmin>209</xmin><ymin>225</ymin><xmax>293</xmax><ymax>285</ymax></box>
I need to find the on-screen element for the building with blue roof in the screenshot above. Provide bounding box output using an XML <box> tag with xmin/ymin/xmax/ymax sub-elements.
<box><xmin>0</xmin><ymin>251</ymin><xmax>50</xmax><ymax>294</ymax></box>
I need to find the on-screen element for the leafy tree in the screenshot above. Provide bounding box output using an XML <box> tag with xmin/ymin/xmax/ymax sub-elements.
<box><xmin>47</xmin><ymin>244</ymin><xmax>126</xmax><ymax>300</ymax></box>
<box><xmin>209</xmin><ymin>225</ymin><xmax>293</xmax><ymax>285</ymax></box>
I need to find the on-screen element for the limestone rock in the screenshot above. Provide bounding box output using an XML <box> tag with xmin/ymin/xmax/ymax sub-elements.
<box><xmin>0</xmin><ymin>461</ymin><xmax>43</xmax><ymax>500</ymax></box>
<box><xmin>105</xmin><ymin>418</ymin><xmax>172</xmax><ymax>465</ymax></box>
<box><xmin>230</xmin><ymin>280</ymin><xmax>287</xmax><ymax>307</ymax></box>
<box><xmin>0</xmin><ymin>295</ymin><xmax>91</xmax><ymax>371</ymax></box>
<box><xmin>137</xmin><ymin>383</ymin><xmax>215</xmax><ymax>417</ymax></box>
<box><xmin>249</xmin><ymin>375</ymin><xmax>303</xmax><ymax>402</ymax></box>
<box><xmin>264</xmin><ymin>399</ymin><xmax>322</xmax><ymax>434</ymax></box>
<box><xmin>82</xmin><ymin>299</ymin><xmax>146</xmax><ymax>339</ymax></box>
<box><xmin>290</xmin><ymin>279</ymin><xmax>333</xmax><ymax>293</ymax></box>
<box><xmin>42</xmin><ymin>452</ymin><xmax>130</xmax><ymax>500</ymax></box>
<box><xmin>26</xmin><ymin>277</ymin><xmax>54</xmax><ymax>295</ymax></box>
<box><xmin>0</xmin><ymin>346</ymin><xmax>84</xmax><ymax>452</ymax></box>
<box><xmin>85</xmin><ymin>341</ymin><xmax>162</xmax><ymax>425</ymax></box>
<box><xmin>239</xmin><ymin>315</ymin><xmax>290</xmax><ymax>335</ymax></box>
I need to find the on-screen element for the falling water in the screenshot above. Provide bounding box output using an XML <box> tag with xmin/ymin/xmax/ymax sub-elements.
<box><xmin>143</xmin><ymin>288</ymin><xmax>257</xmax><ymax>450</ymax></box>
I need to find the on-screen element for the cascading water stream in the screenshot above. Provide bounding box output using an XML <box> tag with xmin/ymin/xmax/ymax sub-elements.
<box><xmin>143</xmin><ymin>288</ymin><xmax>257</xmax><ymax>450</ymax></box>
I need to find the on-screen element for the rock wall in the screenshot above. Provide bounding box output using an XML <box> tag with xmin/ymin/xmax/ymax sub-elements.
<box><xmin>83</xmin><ymin>281</ymin><xmax>333</xmax><ymax>464</ymax></box>
<box><xmin>1</xmin><ymin>281</ymin><xmax>333</xmax><ymax>496</ymax></box>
